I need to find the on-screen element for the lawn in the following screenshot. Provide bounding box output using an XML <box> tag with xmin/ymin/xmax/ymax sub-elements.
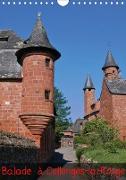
<box><xmin>83</xmin><ymin>148</ymin><xmax>126</xmax><ymax>163</ymax></box>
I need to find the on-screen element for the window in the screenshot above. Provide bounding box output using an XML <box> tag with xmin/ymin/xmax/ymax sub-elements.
<box><xmin>45</xmin><ymin>90</ymin><xmax>50</xmax><ymax>100</ymax></box>
<box><xmin>0</xmin><ymin>36</ymin><xmax>8</xmax><ymax>41</ymax></box>
<box><xmin>45</xmin><ymin>58</ymin><xmax>50</xmax><ymax>67</ymax></box>
<box><xmin>91</xmin><ymin>104</ymin><xmax>95</xmax><ymax>110</ymax></box>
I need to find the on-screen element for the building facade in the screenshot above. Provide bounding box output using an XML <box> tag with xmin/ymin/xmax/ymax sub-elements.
<box><xmin>61</xmin><ymin>119</ymin><xmax>84</xmax><ymax>147</ymax></box>
<box><xmin>0</xmin><ymin>14</ymin><xmax>61</xmax><ymax>162</ymax></box>
<box><xmin>83</xmin><ymin>51</ymin><xmax>126</xmax><ymax>141</ymax></box>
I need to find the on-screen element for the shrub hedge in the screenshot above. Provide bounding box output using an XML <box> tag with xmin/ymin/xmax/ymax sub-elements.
<box><xmin>0</xmin><ymin>131</ymin><xmax>39</xmax><ymax>163</ymax></box>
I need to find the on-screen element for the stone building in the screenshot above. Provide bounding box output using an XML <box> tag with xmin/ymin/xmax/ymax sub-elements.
<box><xmin>61</xmin><ymin>127</ymin><xmax>74</xmax><ymax>147</ymax></box>
<box><xmin>61</xmin><ymin>119</ymin><xmax>84</xmax><ymax>147</ymax></box>
<box><xmin>0</xmin><ymin>14</ymin><xmax>61</xmax><ymax>162</ymax></box>
<box><xmin>83</xmin><ymin>51</ymin><xmax>126</xmax><ymax>141</ymax></box>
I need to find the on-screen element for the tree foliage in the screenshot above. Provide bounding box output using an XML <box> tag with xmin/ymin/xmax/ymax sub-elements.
<box><xmin>82</xmin><ymin>118</ymin><xmax>118</xmax><ymax>144</ymax></box>
<box><xmin>75</xmin><ymin>118</ymin><xmax>119</xmax><ymax>152</ymax></box>
<box><xmin>76</xmin><ymin>148</ymin><xmax>84</xmax><ymax>163</ymax></box>
<box><xmin>75</xmin><ymin>119</ymin><xmax>126</xmax><ymax>162</ymax></box>
<box><xmin>54</xmin><ymin>87</ymin><xmax>72</xmax><ymax>145</ymax></box>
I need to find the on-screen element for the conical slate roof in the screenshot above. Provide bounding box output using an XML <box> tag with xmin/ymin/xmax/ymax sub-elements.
<box><xmin>102</xmin><ymin>51</ymin><xmax>119</xmax><ymax>70</ymax></box>
<box><xmin>16</xmin><ymin>13</ymin><xmax>61</xmax><ymax>64</ymax></box>
<box><xmin>24</xmin><ymin>14</ymin><xmax>55</xmax><ymax>49</ymax></box>
<box><xmin>83</xmin><ymin>75</ymin><xmax>95</xmax><ymax>91</ymax></box>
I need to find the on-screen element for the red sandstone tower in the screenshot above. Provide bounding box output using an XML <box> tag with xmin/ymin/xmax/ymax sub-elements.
<box><xmin>16</xmin><ymin>14</ymin><xmax>61</xmax><ymax>162</ymax></box>
<box><xmin>100</xmin><ymin>51</ymin><xmax>126</xmax><ymax>140</ymax></box>
<box><xmin>102</xmin><ymin>51</ymin><xmax>119</xmax><ymax>80</ymax></box>
<box><xmin>83</xmin><ymin>75</ymin><xmax>96</xmax><ymax>120</ymax></box>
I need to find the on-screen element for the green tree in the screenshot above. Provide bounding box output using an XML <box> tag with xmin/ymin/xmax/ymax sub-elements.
<box><xmin>54</xmin><ymin>87</ymin><xmax>72</xmax><ymax>145</ymax></box>
<box><xmin>82</xmin><ymin>118</ymin><xmax>118</xmax><ymax>145</ymax></box>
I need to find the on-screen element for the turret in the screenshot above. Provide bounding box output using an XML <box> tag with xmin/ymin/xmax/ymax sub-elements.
<box><xmin>15</xmin><ymin>14</ymin><xmax>61</xmax><ymax>161</ymax></box>
<box><xmin>83</xmin><ymin>75</ymin><xmax>95</xmax><ymax>116</ymax></box>
<box><xmin>102</xmin><ymin>51</ymin><xmax>119</xmax><ymax>80</ymax></box>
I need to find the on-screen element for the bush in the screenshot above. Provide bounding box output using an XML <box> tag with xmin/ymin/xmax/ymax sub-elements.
<box><xmin>112</xmin><ymin>139</ymin><xmax>124</xmax><ymax>149</ymax></box>
<box><xmin>82</xmin><ymin>118</ymin><xmax>118</xmax><ymax>146</ymax></box>
<box><xmin>0</xmin><ymin>130</ymin><xmax>36</xmax><ymax>147</ymax></box>
<box><xmin>104</xmin><ymin>139</ymin><xmax>126</xmax><ymax>152</ymax></box>
<box><xmin>76</xmin><ymin>148</ymin><xmax>84</xmax><ymax>163</ymax></box>
<box><xmin>122</xmin><ymin>141</ymin><xmax>126</xmax><ymax>149</ymax></box>
<box><xmin>104</xmin><ymin>141</ymin><xmax>119</xmax><ymax>153</ymax></box>
<box><xmin>74</xmin><ymin>135</ymin><xmax>85</xmax><ymax>144</ymax></box>
<box><xmin>83</xmin><ymin>132</ymin><xmax>103</xmax><ymax>147</ymax></box>
<box><xmin>0</xmin><ymin>131</ymin><xmax>39</xmax><ymax>163</ymax></box>
<box><xmin>101</xmin><ymin>127</ymin><xmax>118</xmax><ymax>143</ymax></box>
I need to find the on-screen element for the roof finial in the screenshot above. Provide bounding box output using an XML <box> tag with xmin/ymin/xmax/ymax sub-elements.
<box><xmin>37</xmin><ymin>12</ymin><xmax>41</xmax><ymax>19</ymax></box>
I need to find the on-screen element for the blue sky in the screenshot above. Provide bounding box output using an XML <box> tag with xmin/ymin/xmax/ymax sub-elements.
<box><xmin>0</xmin><ymin>3</ymin><xmax>126</xmax><ymax>121</ymax></box>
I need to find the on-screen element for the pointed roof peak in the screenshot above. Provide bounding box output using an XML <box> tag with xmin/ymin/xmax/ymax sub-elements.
<box><xmin>25</xmin><ymin>13</ymin><xmax>49</xmax><ymax>47</ymax></box>
<box><xmin>102</xmin><ymin>50</ymin><xmax>119</xmax><ymax>71</ymax></box>
<box><xmin>107</xmin><ymin>50</ymin><xmax>112</xmax><ymax>54</ymax></box>
<box><xmin>16</xmin><ymin>14</ymin><xmax>61</xmax><ymax>64</ymax></box>
<box><xmin>83</xmin><ymin>75</ymin><xmax>95</xmax><ymax>91</ymax></box>
<box><xmin>35</xmin><ymin>12</ymin><xmax>42</xmax><ymax>25</ymax></box>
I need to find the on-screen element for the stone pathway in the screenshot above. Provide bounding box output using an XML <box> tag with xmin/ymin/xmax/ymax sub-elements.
<box><xmin>37</xmin><ymin>147</ymin><xmax>85</xmax><ymax>180</ymax></box>
<box><xmin>52</xmin><ymin>147</ymin><xmax>77</xmax><ymax>163</ymax></box>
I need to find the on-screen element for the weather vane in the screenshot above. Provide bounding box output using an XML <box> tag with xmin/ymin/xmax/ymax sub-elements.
<box><xmin>37</xmin><ymin>12</ymin><xmax>41</xmax><ymax>18</ymax></box>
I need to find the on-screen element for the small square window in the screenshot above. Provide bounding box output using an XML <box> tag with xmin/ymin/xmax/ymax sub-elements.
<box><xmin>45</xmin><ymin>58</ymin><xmax>50</xmax><ymax>67</ymax></box>
<box><xmin>0</xmin><ymin>36</ymin><xmax>8</xmax><ymax>41</ymax></box>
<box><xmin>45</xmin><ymin>90</ymin><xmax>50</xmax><ymax>100</ymax></box>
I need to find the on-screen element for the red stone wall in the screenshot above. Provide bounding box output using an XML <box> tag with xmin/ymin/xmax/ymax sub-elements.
<box><xmin>0</xmin><ymin>53</ymin><xmax>56</xmax><ymax>162</ymax></box>
<box><xmin>100</xmin><ymin>80</ymin><xmax>113</xmax><ymax>123</ymax></box>
<box><xmin>104</xmin><ymin>67</ymin><xmax>119</xmax><ymax>80</ymax></box>
<box><xmin>64</xmin><ymin>131</ymin><xmax>73</xmax><ymax>137</ymax></box>
<box><xmin>87</xmin><ymin>100</ymin><xmax>100</xmax><ymax>121</ymax></box>
<box><xmin>112</xmin><ymin>95</ymin><xmax>126</xmax><ymax>141</ymax></box>
<box><xmin>100</xmin><ymin>80</ymin><xmax>126</xmax><ymax>140</ymax></box>
<box><xmin>22</xmin><ymin>53</ymin><xmax>54</xmax><ymax>115</ymax></box>
<box><xmin>95</xmin><ymin>100</ymin><xmax>100</xmax><ymax>111</ymax></box>
<box><xmin>84</xmin><ymin>89</ymin><xmax>95</xmax><ymax>116</ymax></box>
<box><xmin>20</xmin><ymin>52</ymin><xmax>55</xmax><ymax>162</ymax></box>
<box><xmin>40</xmin><ymin>121</ymin><xmax>55</xmax><ymax>162</ymax></box>
<box><xmin>0</xmin><ymin>81</ymin><xmax>33</xmax><ymax>138</ymax></box>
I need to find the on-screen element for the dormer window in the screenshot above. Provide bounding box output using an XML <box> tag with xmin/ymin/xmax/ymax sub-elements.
<box><xmin>0</xmin><ymin>36</ymin><xmax>9</xmax><ymax>42</ymax></box>
<box><xmin>45</xmin><ymin>90</ymin><xmax>50</xmax><ymax>100</ymax></box>
<box><xmin>45</xmin><ymin>58</ymin><xmax>50</xmax><ymax>67</ymax></box>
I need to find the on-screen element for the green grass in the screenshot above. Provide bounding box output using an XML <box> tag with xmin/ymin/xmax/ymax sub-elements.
<box><xmin>83</xmin><ymin>148</ymin><xmax>126</xmax><ymax>163</ymax></box>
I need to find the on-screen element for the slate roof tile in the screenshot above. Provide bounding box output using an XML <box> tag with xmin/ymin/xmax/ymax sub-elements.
<box><xmin>0</xmin><ymin>30</ymin><xmax>23</xmax><ymax>79</ymax></box>
<box><xmin>106</xmin><ymin>78</ymin><xmax>126</xmax><ymax>95</ymax></box>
